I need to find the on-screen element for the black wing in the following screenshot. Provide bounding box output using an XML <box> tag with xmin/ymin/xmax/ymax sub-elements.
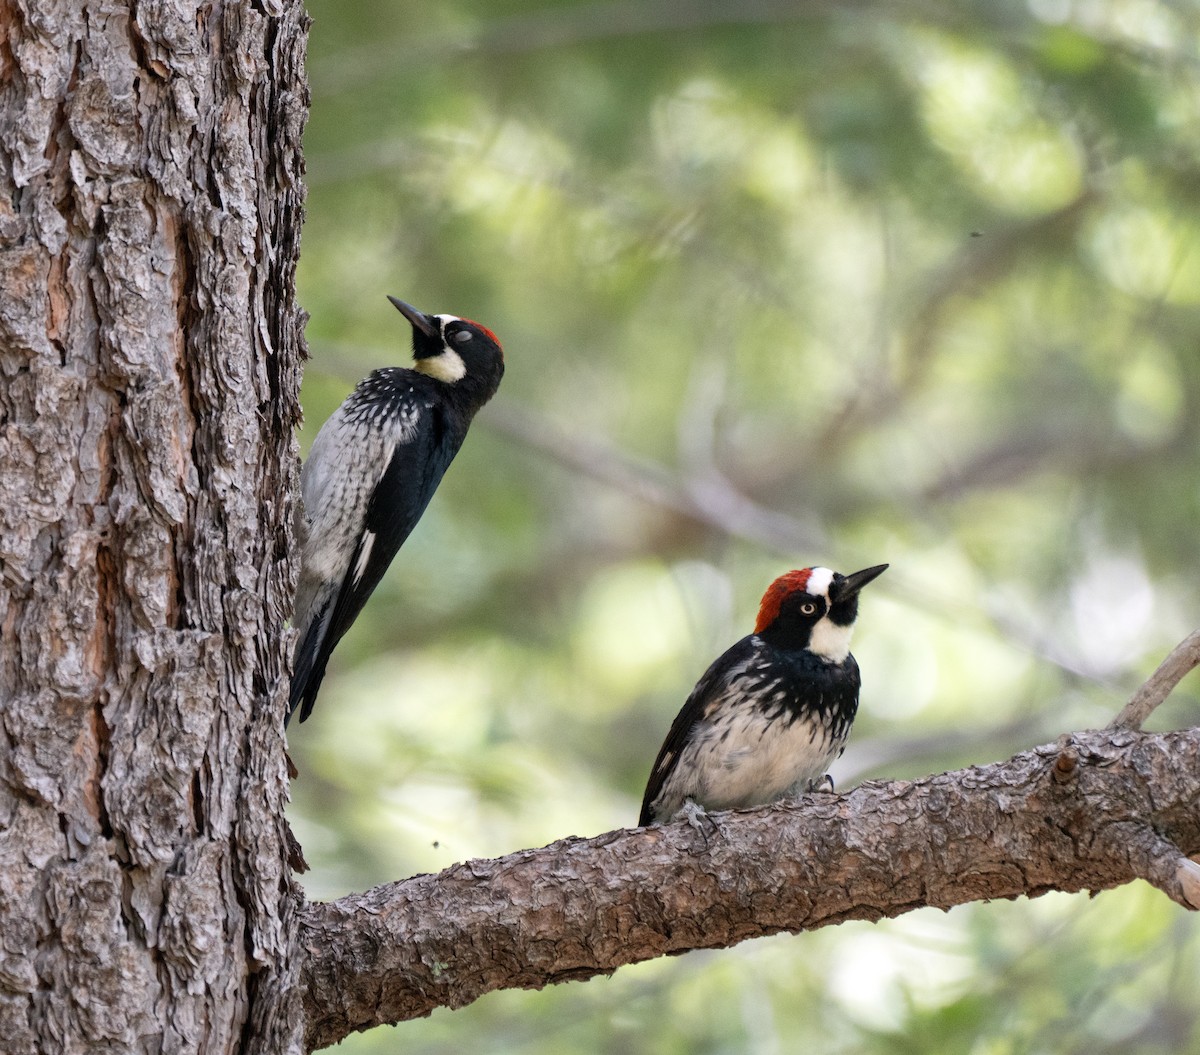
<box><xmin>637</xmin><ymin>635</ymin><xmax>758</xmax><ymax>826</ymax></box>
<box><xmin>288</xmin><ymin>401</ymin><xmax>462</xmax><ymax>724</ymax></box>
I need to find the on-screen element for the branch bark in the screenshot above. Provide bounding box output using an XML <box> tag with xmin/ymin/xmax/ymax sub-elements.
<box><xmin>297</xmin><ymin>726</ymin><xmax>1200</xmax><ymax>1050</ymax></box>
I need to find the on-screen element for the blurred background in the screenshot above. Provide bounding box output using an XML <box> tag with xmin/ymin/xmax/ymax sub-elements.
<box><xmin>290</xmin><ymin>0</ymin><xmax>1200</xmax><ymax>1050</ymax></box>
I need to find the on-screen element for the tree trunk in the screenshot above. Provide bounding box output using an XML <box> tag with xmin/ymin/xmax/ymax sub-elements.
<box><xmin>0</xmin><ymin>1</ymin><xmax>308</xmax><ymax>1052</ymax></box>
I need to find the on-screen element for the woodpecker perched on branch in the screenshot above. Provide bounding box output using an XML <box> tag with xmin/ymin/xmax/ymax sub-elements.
<box><xmin>639</xmin><ymin>564</ymin><xmax>887</xmax><ymax>826</ymax></box>
<box><xmin>288</xmin><ymin>297</ymin><xmax>505</xmax><ymax>725</ymax></box>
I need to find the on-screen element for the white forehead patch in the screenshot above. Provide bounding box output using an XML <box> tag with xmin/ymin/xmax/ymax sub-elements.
<box><xmin>805</xmin><ymin>567</ymin><xmax>835</xmax><ymax>598</ymax></box>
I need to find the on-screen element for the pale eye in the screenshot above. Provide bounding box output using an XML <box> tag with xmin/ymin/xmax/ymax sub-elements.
<box><xmin>453</xmin><ymin>330</ymin><xmax>473</xmax><ymax>344</ymax></box>
<box><xmin>800</xmin><ymin>602</ymin><xmax>818</xmax><ymax>615</ymax></box>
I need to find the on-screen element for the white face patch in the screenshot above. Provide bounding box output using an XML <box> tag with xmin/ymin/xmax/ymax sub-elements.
<box><xmin>413</xmin><ymin>313</ymin><xmax>467</xmax><ymax>383</ymax></box>
<box><xmin>805</xmin><ymin>567</ymin><xmax>835</xmax><ymax>598</ymax></box>
<box><xmin>802</xmin><ymin>567</ymin><xmax>856</xmax><ymax>661</ymax></box>
<box><xmin>413</xmin><ymin>348</ymin><xmax>466</xmax><ymax>383</ymax></box>
<box><xmin>807</xmin><ymin>617</ymin><xmax>854</xmax><ymax>663</ymax></box>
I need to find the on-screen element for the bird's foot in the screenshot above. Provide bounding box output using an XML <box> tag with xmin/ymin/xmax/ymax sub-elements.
<box><xmin>808</xmin><ymin>773</ymin><xmax>836</xmax><ymax>793</ymax></box>
<box><xmin>678</xmin><ymin>797</ymin><xmax>710</xmax><ymax>828</ymax></box>
<box><xmin>676</xmin><ymin>797</ymin><xmax>718</xmax><ymax>843</ymax></box>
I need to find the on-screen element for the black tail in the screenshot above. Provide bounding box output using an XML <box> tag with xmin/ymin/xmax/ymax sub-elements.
<box><xmin>287</xmin><ymin>528</ymin><xmax>392</xmax><ymax>726</ymax></box>
<box><xmin>287</xmin><ymin>653</ymin><xmax>328</xmax><ymax>727</ymax></box>
<box><xmin>287</xmin><ymin>603</ymin><xmax>335</xmax><ymax>726</ymax></box>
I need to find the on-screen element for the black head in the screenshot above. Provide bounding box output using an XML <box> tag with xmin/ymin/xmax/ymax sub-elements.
<box><xmin>388</xmin><ymin>296</ymin><xmax>505</xmax><ymax>405</ymax></box>
<box><xmin>754</xmin><ymin>564</ymin><xmax>887</xmax><ymax>659</ymax></box>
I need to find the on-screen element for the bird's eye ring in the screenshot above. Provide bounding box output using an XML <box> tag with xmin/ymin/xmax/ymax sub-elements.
<box><xmin>453</xmin><ymin>330</ymin><xmax>473</xmax><ymax>344</ymax></box>
<box><xmin>800</xmin><ymin>602</ymin><xmax>818</xmax><ymax>615</ymax></box>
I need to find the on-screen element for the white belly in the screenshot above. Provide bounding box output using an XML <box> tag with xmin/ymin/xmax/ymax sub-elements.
<box><xmin>700</xmin><ymin>710</ymin><xmax>840</xmax><ymax>806</ymax></box>
<box><xmin>671</xmin><ymin>707</ymin><xmax>841</xmax><ymax>814</ymax></box>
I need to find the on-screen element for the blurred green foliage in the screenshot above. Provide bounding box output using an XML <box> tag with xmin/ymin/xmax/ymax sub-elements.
<box><xmin>291</xmin><ymin>0</ymin><xmax>1200</xmax><ymax>1050</ymax></box>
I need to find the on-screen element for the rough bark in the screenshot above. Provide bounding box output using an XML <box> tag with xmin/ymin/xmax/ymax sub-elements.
<box><xmin>0</xmin><ymin>1</ymin><xmax>307</xmax><ymax>1053</ymax></box>
<box><xmin>299</xmin><ymin>727</ymin><xmax>1200</xmax><ymax>1050</ymax></box>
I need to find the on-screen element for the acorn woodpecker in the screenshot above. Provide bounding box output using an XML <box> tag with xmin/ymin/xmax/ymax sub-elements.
<box><xmin>288</xmin><ymin>297</ymin><xmax>505</xmax><ymax>725</ymax></box>
<box><xmin>639</xmin><ymin>564</ymin><xmax>887</xmax><ymax>826</ymax></box>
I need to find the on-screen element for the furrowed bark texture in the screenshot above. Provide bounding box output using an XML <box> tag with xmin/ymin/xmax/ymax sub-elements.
<box><xmin>0</xmin><ymin>2</ymin><xmax>307</xmax><ymax>1052</ymax></box>
<box><xmin>299</xmin><ymin>727</ymin><xmax>1200</xmax><ymax>1050</ymax></box>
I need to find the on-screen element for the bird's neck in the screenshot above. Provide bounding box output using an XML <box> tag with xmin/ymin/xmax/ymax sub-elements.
<box><xmin>759</xmin><ymin>618</ymin><xmax>856</xmax><ymax>664</ymax></box>
<box><xmin>413</xmin><ymin>349</ymin><xmax>467</xmax><ymax>384</ymax></box>
<box><xmin>406</xmin><ymin>372</ymin><xmax>492</xmax><ymax>418</ymax></box>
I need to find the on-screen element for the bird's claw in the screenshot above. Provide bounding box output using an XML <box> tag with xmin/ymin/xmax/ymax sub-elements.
<box><xmin>679</xmin><ymin>797</ymin><xmax>710</xmax><ymax>828</ymax></box>
<box><xmin>676</xmin><ymin>797</ymin><xmax>718</xmax><ymax>845</ymax></box>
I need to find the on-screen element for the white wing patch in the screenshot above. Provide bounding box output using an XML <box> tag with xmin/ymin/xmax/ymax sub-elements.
<box><xmin>353</xmin><ymin>530</ymin><xmax>376</xmax><ymax>585</ymax></box>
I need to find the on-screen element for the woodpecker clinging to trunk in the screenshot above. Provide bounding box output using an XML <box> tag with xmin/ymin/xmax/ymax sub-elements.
<box><xmin>288</xmin><ymin>296</ymin><xmax>505</xmax><ymax>725</ymax></box>
<box><xmin>639</xmin><ymin>564</ymin><xmax>887</xmax><ymax>826</ymax></box>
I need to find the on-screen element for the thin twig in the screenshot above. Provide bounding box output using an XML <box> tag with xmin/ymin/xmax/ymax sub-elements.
<box><xmin>1109</xmin><ymin>629</ymin><xmax>1200</xmax><ymax>731</ymax></box>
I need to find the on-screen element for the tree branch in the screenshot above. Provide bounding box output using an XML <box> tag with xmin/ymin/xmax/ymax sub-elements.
<box><xmin>1109</xmin><ymin>629</ymin><xmax>1200</xmax><ymax>731</ymax></box>
<box><xmin>297</xmin><ymin>727</ymin><xmax>1200</xmax><ymax>1051</ymax></box>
